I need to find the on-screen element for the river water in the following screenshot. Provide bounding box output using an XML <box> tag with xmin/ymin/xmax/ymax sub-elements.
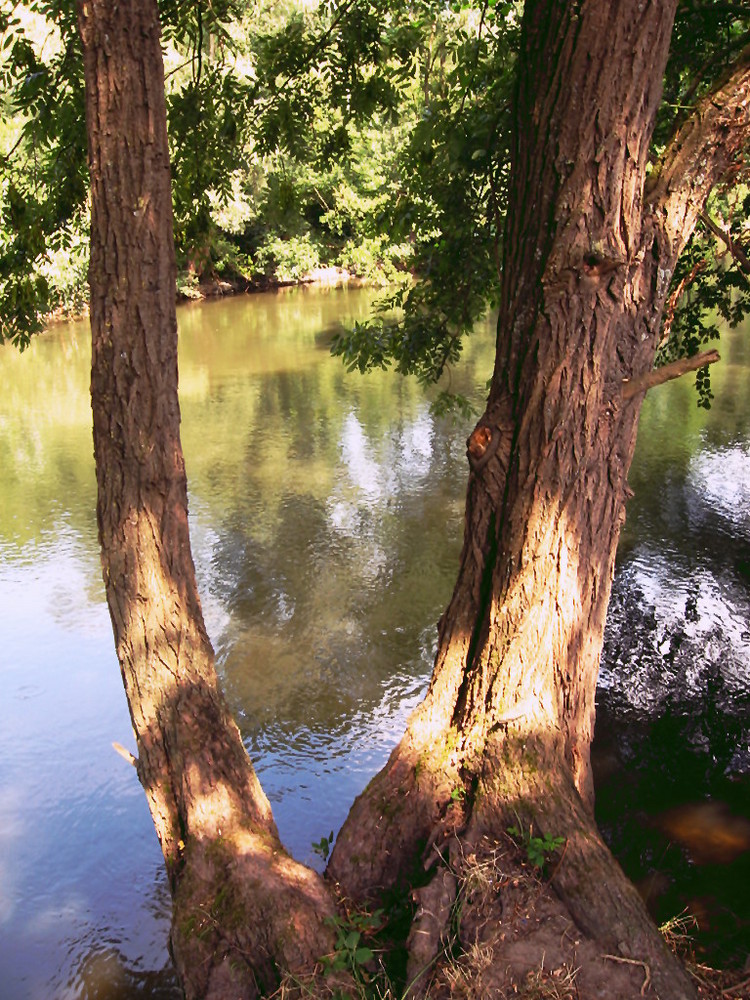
<box><xmin>0</xmin><ymin>286</ymin><xmax>748</xmax><ymax>998</ymax></box>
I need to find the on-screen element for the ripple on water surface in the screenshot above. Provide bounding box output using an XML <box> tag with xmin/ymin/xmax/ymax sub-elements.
<box><xmin>595</xmin><ymin>430</ymin><xmax>750</xmax><ymax>966</ymax></box>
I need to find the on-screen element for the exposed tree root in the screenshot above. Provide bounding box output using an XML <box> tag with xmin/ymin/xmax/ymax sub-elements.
<box><xmin>397</xmin><ymin>830</ymin><xmax>695</xmax><ymax>1000</ymax></box>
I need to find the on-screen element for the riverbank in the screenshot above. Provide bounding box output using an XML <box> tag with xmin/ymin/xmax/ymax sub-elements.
<box><xmin>184</xmin><ymin>264</ymin><xmax>367</xmax><ymax>300</ymax></box>
<box><xmin>44</xmin><ymin>264</ymin><xmax>378</xmax><ymax>328</ymax></box>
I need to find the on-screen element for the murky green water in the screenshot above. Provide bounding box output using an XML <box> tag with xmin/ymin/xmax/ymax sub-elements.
<box><xmin>0</xmin><ymin>286</ymin><xmax>747</xmax><ymax>997</ymax></box>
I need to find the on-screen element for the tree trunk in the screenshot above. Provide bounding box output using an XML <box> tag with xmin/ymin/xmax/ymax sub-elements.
<box><xmin>329</xmin><ymin>3</ymin><xmax>750</xmax><ymax>997</ymax></box>
<box><xmin>76</xmin><ymin>3</ymin><xmax>336</xmax><ymax>996</ymax></box>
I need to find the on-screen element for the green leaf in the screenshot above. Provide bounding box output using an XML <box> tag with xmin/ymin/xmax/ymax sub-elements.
<box><xmin>344</xmin><ymin>930</ymin><xmax>360</xmax><ymax>950</ymax></box>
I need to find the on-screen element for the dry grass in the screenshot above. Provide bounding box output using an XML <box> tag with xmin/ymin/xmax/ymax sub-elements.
<box><xmin>686</xmin><ymin>962</ymin><xmax>750</xmax><ymax>999</ymax></box>
<box><xmin>512</xmin><ymin>964</ymin><xmax>580</xmax><ymax>999</ymax></box>
<box><xmin>441</xmin><ymin>943</ymin><xmax>580</xmax><ymax>1000</ymax></box>
<box><xmin>658</xmin><ymin>909</ymin><xmax>750</xmax><ymax>1000</ymax></box>
<box><xmin>439</xmin><ymin>941</ymin><xmax>496</xmax><ymax>999</ymax></box>
<box><xmin>659</xmin><ymin>909</ymin><xmax>700</xmax><ymax>957</ymax></box>
<box><xmin>271</xmin><ymin>860</ymin><xmax>749</xmax><ymax>1000</ymax></box>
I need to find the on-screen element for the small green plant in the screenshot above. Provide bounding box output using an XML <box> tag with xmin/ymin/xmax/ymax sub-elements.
<box><xmin>321</xmin><ymin>909</ymin><xmax>384</xmax><ymax>977</ymax></box>
<box><xmin>176</xmin><ymin>270</ymin><xmax>202</xmax><ymax>300</ymax></box>
<box><xmin>507</xmin><ymin>824</ymin><xmax>565</xmax><ymax>872</ymax></box>
<box><xmin>312</xmin><ymin>830</ymin><xmax>335</xmax><ymax>861</ymax></box>
<box><xmin>449</xmin><ymin>785</ymin><xmax>466</xmax><ymax>803</ymax></box>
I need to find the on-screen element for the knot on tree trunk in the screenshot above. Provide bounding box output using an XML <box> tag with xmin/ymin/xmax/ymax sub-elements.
<box><xmin>467</xmin><ymin>423</ymin><xmax>498</xmax><ymax>470</ymax></box>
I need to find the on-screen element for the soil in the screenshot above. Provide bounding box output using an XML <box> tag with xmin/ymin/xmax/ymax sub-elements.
<box><xmin>396</xmin><ymin>834</ymin><xmax>750</xmax><ymax>1000</ymax></box>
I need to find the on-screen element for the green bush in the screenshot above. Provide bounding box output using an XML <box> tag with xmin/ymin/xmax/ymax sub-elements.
<box><xmin>40</xmin><ymin>224</ymin><xmax>90</xmax><ymax>317</ymax></box>
<box><xmin>254</xmin><ymin>234</ymin><xmax>321</xmax><ymax>282</ymax></box>
<box><xmin>340</xmin><ymin>235</ymin><xmax>412</xmax><ymax>284</ymax></box>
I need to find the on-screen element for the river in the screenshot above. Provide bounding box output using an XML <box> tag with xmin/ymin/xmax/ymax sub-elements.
<box><xmin>0</xmin><ymin>286</ymin><xmax>748</xmax><ymax>998</ymax></box>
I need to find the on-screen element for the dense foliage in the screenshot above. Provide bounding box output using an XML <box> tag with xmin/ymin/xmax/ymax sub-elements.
<box><xmin>651</xmin><ymin>1</ymin><xmax>750</xmax><ymax>404</ymax></box>
<box><xmin>0</xmin><ymin>1</ymin><xmax>87</xmax><ymax>344</ymax></box>
<box><xmin>1</xmin><ymin>0</ymin><xmax>748</xmax><ymax>409</ymax></box>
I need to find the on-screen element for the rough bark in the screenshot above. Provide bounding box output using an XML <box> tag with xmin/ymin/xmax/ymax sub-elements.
<box><xmin>329</xmin><ymin>3</ymin><xmax>750</xmax><ymax>998</ymax></box>
<box><xmin>76</xmin><ymin>3</ymin><xmax>336</xmax><ymax>996</ymax></box>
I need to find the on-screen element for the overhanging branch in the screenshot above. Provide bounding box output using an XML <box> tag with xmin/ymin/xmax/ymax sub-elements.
<box><xmin>646</xmin><ymin>45</ymin><xmax>750</xmax><ymax>263</ymax></box>
<box><xmin>621</xmin><ymin>349</ymin><xmax>720</xmax><ymax>400</ymax></box>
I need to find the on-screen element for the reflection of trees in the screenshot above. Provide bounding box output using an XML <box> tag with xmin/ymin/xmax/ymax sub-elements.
<box><xmin>621</xmin><ymin>322</ymin><xmax>750</xmax><ymax>556</ymax></box>
<box><xmin>604</xmin><ymin>428</ymin><xmax>750</xmax><ymax>722</ymax></box>
<box><xmin>72</xmin><ymin>944</ymin><xmax>180</xmax><ymax>1000</ymax></box>
<box><xmin>203</xmin><ymin>364</ymin><xmax>472</xmax><ymax>736</ymax></box>
<box><xmin>174</xmin><ymin>319</ymin><xmax>493</xmax><ymax>874</ymax></box>
<box><xmin>619</xmin><ymin>417</ymin><xmax>750</xmax><ymax>562</ymax></box>
<box><xmin>175</xmin><ymin>293</ymin><xmax>496</xmax><ymax>746</ymax></box>
<box><xmin>0</xmin><ymin>327</ymin><xmax>97</xmax><ymax>549</ymax></box>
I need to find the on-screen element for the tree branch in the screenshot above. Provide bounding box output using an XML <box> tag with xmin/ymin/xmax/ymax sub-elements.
<box><xmin>245</xmin><ymin>0</ymin><xmax>359</xmax><ymax>124</ymax></box>
<box><xmin>699</xmin><ymin>209</ymin><xmax>750</xmax><ymax>277</ymax></box>
<box><xmin>646</xmin><ymin>44</ymin><xmax>750</xmax><ymax>263</ymax></box>
<box><xmin>458</xmin><ymin>0</ymin><xmax>489</xmax><ymax>115</ymax></box>
<box><xmin>621</xmin><ymin>349</ymin><xmax>720</xmax><ymax>400</ymax></box>
<box><xmin>678</xmin><ymin>28</ymin><xmax>750</xmax><ymax>113</ymax></box>
<box><xmin>659</xmin><ymin>257</ymin><xmax>707</xmax><ymax>348</ymax></box>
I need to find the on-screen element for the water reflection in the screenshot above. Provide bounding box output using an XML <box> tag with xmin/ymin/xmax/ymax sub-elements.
<box><xmin>596</xmin><ymin>346</ymin><xmax>750</xmax><ymax>966</ymax></box>
<box><xmin>178</xmin><ymin>292</ymin><xmax>479</xmax><ymax>866</ymax></box>
<box><xmin>69</xmin><ymin>945</ymin><xmax>180</xmax><ymax>1000</ymax></box>
<box><xmin>0</xmin><ymin>287</ymin><xmax>748</xmax><ymax>996</ymax></box>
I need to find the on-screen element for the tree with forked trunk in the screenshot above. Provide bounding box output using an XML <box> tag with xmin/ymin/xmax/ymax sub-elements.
<box><xmin>75</xmin><ymin>0</ymin><xmax>750</xmax><ymax>997</ymax></box>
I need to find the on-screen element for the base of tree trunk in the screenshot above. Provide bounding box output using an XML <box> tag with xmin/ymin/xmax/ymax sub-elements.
<box><xmin>329</xmin><ymin>728</ymin><xmax>698</xmax><ymax>1000</ymax></box>
<box><xmin>409</xmin><ymin>836</ymin><xmax>668</xmax><ymax>1000</ymax></box>
<box><xmin>169</xmin><ymin>828</ymin><xmax>340</xmax><ymax>1000</ymax></box>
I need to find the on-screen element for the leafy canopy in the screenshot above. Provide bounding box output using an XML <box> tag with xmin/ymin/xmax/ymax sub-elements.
<box><xmin>1</xmin><ymin>0</ymin><xmax>748</xmax><ymax>412</ymax></box>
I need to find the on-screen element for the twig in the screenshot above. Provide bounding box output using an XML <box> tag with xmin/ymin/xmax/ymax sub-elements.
<box><xmin>0</xmin><ymin>130</ymin><xmax>26</xmax><ymax>168</ymax></box>
<box><xmin>458</xmin><ymin>0</ymin><xmax>490</xmax><ymax>116</ymax></box>
<box><xmin>112</xmin><ymin>741</ymin><xmax>138</xmax><ymax>767</ymax></box>
<box><xmin>722</xmin><ymin>973</ymin><xmax>750</xmax><ymax>996</ymax></box>
<box><xmin>164</xmin><ymin>58</ymin><xmax>193</xmax><ymax>81</ymax></box>
<box><xmin>687</xmin><ymin>965</ymin><xmax>715</xmax><ymax>991</ymax></box>
<box><xmin>602</xmin><ymin>954</ymin><xmax>651</xmax><ymax>996</ymax></box>
<box><xmin>659</xmin><ymin>258</ymin><xmax>707</xmax><ymax>347</ymax></box>
<box><xmin>621</xmin><ymin>349</ymin><xmax>720</xmax><ymax>400</ymax></box>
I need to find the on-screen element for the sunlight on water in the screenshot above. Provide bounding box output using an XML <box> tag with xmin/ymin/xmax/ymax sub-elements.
<box><xmin>690</xmin><ymin>442</ymin><xmax>750</xmax><ymax>524</ymax></box>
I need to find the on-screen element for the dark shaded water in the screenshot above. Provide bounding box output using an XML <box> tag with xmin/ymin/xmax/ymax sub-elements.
<box><xmin>0</xmin><ymin>286</ymin><xmax>747</xmax><ymax>997</ymax></box>
<box><xmin>595</xmin><ymin>342</ymin><xmax>750</xmax><ymax>966</ymax></box>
